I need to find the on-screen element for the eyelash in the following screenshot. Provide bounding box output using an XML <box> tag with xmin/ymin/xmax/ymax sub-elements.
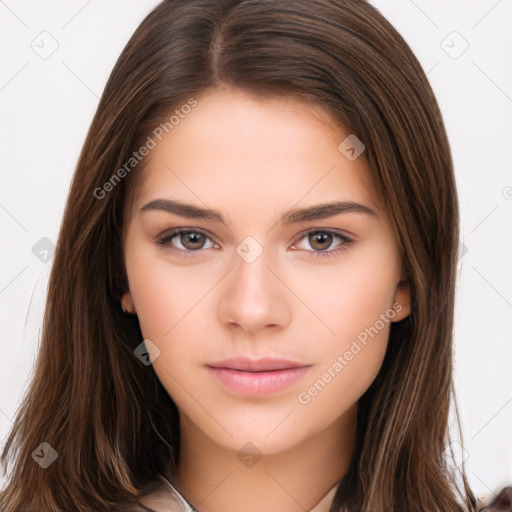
<box><xmin>155</xmin><ymin>228</ymin><xmax>353</xmax><ymax>259</ymax></box>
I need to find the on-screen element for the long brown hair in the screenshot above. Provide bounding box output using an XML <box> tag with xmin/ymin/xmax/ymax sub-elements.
<box><xmin>1</xmin><ymin>1</ymin><xmax>484</xmax><ymax>510</ymax></box>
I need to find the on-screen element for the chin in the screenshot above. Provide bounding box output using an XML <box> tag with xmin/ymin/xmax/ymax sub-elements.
<box><xmin>195</xmin><ymin>410</ymin><xmax>318</xmax><ymax>456</ymax></box>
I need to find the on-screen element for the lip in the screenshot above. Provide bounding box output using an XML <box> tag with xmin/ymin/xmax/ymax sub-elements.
<box><xmin>206</xmin><ymin>357</ymin><xmax>312</xmax><ymax>395</ymax></box>
<box><xmin>208</xmin><ymin>356</ymin><xmax>308</xmax><ymax>372</ymax></box>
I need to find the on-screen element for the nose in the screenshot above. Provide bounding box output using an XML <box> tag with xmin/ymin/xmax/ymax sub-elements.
<box><xmin>217</xmin><ymin>244</ymin><xmax>292</xmax><ymax>335</ymax></box>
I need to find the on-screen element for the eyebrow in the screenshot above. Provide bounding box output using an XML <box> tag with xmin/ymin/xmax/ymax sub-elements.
<box><xmin>139</xmin><ymin>198</ymin><xmax>377</xmax><ymax>225</ymax></box>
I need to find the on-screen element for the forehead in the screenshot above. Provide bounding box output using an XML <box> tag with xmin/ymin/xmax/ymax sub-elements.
<box><xmin>126</xmin><ymin>88</ymin><xmax>380</xmax><ymax>221</ymax></box>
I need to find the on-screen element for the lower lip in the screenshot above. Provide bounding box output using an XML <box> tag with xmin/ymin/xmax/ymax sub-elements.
<box><xmin>207</xmin><ymin>366</ymin><xmax>311</xmax><ymax>395</ymax></box>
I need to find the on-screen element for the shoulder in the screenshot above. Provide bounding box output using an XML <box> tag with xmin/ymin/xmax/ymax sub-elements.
<box><xmin>139</xmin><ymin>486</ymin><xmax>186</xmax><ymax>512</ymax></box>
<box><xmin>138</xmin><ymin>483</ymin><xmax>188</xmax><ymax>512</ymax></box>
<box><xmin>483</xmin><ymin>485</ymin><xmax>511</xmax><ymax>511</ymax></box>
<box><xmin>137</xmin><ymin>473</ymin><xmax>194</xmax><ymax>512</ymax></box>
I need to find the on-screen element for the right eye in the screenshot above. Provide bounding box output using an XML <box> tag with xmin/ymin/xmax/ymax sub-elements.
<box><xmin>155</xmin><ymin>228</ymin><xmax>221</xmax><ymax>254</ymax></box>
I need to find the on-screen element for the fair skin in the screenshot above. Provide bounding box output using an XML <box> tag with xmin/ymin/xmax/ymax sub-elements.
<box><xmin>122</xmin><ymin>88</ymin><xmax>410</xmax><ymax>512</ymax></box>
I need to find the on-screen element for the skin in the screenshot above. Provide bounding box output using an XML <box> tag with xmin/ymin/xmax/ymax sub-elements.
<box><xmin>122</xmin><ymin>87</ymin><xmax>410</xmax><ymax>512</ymax></box>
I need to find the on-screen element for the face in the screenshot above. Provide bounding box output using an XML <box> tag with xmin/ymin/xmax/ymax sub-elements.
<box><xmin>121</xmin><ymin>88</ymin><xmax>410</xmax><ymax>455</ymax></box>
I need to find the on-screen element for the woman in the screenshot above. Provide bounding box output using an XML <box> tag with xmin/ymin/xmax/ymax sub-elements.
<box><xmin>0</xmin><ymin>0</ymin><xmax>506</xmax><ymax>510</ymax></box>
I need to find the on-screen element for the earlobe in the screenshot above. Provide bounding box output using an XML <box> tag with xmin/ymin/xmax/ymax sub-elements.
<box><xmin>121</xmin><ymin>292</ymin><xmax>136</xmax><ymax>315</ymax></box>
<box><xmin>391</xmin><ymin>278</ymin><xmax>411</xmax><ymax>322</ymax></box>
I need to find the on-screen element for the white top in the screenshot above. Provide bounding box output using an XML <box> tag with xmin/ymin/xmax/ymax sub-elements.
<box><xmin>138</xmin><ymin>473</ymin><xmax>197</xmax><ymax>511</ymax></box>
<box><xmin>138</xmin><ymin>472</ymin><xmax>340</xmax><ymax>512</ymax></box>
<box><xmin>159</xmin><ymin>473</ymin><xmax>198</xmax><ymax>511</ymax></box>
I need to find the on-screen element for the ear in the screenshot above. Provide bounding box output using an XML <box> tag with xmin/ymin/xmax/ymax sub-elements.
<box><xmin>391</xmin><ymin>277</ymin><xmax>411</xmax><ymax>322</ymax></box>
<box><xmin>121</xmin><ymin>292</ymin><xmax>136</xmax><ymax>315</ymax></box>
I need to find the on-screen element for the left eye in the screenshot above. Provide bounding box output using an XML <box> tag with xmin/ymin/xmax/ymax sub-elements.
<box><xmin>291</xmin><ymin>230</ymin><xmax>352</xmax><ymax>253</ymax></box>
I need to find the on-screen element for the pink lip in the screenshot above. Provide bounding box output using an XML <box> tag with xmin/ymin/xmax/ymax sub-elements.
<box><xmin>207</xmin><ymin>357</ymin><xmax>312</xmax><ymax>395</ymax></box>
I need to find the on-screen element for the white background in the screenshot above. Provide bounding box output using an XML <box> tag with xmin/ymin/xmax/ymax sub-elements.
<box><xmin>1</xmin><ymin>0</ymin><xmax>511</xmax><ymax>503</ymax></box>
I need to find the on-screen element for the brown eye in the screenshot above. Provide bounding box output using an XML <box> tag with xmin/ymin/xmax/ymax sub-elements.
<box><xmin>308</xmin><ymin>231</ymin><xmax>333</xmax><ymax>251</ymax></box>
<box><xmin>156</xmin><ymin>229</ymin><xmax>217</xmax><ymax>252</ymax></box>
<box><xmin>290</xmin><ymin>229</ymin><xmax>353</xmax><ymax>258</ymax></box>
<box><xmin>180</xmin><ymin>231</ymin><xmax>206</xmax><ymax>250</ymax></box>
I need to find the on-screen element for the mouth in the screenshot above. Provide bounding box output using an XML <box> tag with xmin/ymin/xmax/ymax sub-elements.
<box><xmin>206</xmin><ymin>357</ymin><xmax>312</xmax><ymax>395</ymax></box>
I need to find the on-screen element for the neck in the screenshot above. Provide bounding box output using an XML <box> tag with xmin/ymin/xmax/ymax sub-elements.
<box><xmin>172</xmin><ymin>406</ymin><xmax>357</xmax><ymax>512</ymax></box>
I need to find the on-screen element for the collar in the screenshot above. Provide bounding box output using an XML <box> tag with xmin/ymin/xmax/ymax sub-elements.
<box><xmin>158</xmin><ymin>472</ymin><xmax>340</xmax><ymax>512</ymax></box>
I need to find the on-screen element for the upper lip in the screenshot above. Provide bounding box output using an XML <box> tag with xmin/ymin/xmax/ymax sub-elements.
<box><xmin>207</xmin><ymin>356</ymin><xmax>310</xmax><ymax>372</ymax></box>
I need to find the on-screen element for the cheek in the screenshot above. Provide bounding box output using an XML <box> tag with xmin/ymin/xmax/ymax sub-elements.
<box><xmin>288</xmin><ymin>246</ymin><xmax>399</xmax><ymax>412</ymax></box>
<box><xmin>125</xmin><ymin>246</ymin><xmax>218</xmax><ymax>340</ymax></box>
<box><xmin>293</xmin><ymin>267</ymin><xmax>397</xmax><ymax>424</ymax></box>
<box><xmin>125</xmin><ymin>252</ymin><xmax>215</xmax><ymax>406</ymax></box>
<box><xmin>295</xmin><ymin>335</ymin><xmax>388</xmax><ymax>434</ymax></box>
<box><xmin>285</xmin><ymin>244</ymin><xmax>400</xmax><ymax>344</ymax></box>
